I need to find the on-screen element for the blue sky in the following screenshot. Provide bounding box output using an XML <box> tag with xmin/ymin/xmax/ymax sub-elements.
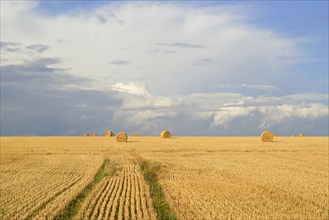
<box><xmin>1</xmin><ymin>1</ymin><xmax>328</xmax><ymax>136</ymax></box>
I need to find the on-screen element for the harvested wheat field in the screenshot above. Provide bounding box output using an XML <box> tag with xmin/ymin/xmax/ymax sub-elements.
<box><xmin>0</xmin><ymin>136</ymin><xmax>328</xmax><ymax>219</ymax></box>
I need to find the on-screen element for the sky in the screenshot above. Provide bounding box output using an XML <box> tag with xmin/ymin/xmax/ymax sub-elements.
<box><xmin>1</xmin><ymin>0</ymin><xmax>328</xmax><ymax>136</ymax></box>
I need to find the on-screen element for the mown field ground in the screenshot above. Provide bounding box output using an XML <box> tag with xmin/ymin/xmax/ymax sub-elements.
<box><xmin>0</xmin><ymin>136</ymin><xmax>328</xmax><ymax>219</ymax></box>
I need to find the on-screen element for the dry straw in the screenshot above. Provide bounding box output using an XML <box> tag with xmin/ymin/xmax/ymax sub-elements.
<box><xmin>160</xmin><ymin>130</ymin><xmax>171</xmax><ymax>138</ymax></box>
<box><xmin>133</xmin><ymin>133</ymin><xmax>139</xmax><ymax>137</ymax></box>
<box><xmin>83</xmin><ymin>133</ymin><xmax>90</xmax><ymax>137</ymax></box>
<box><xmin>116</xmin><ymin>132</ymin><xmax>128</xmax><ymax>142</ymax></box>
<box><xmin>291</xmin><ymin>135</ymin><xmax>296</xmax><ymax>137</ymax></box>
<box><xmin>261</xmin><ymin>131</ymin><xmax>275</xmax><ymax>142</ymax></box>
<box><xmin>104</xmin><ymin>130</ymin><xmax>115</xmax><ymax>137</ymax></box>
<box><xmin>91</xmin><ymin>133</ymin><xmax>97</xmax><ymax>137</ymax></box>
<box><xmin>300</xmin><ymin>133</ymin><xmax>306</xmax><ymax>137</ymax></box>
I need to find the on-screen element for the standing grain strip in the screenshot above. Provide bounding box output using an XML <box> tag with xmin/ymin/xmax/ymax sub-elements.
<box><xmin>134</xmin><ymin>169</ymin><xmax>143</xmax><ymax>220</ymax></box>
<box><xmin>130</xmin><ymin>167</ymin><xmax>137</xmax><ymax>220</ymax></box>
<box><xmin>124</xmin><ymin>167</ymin><xmax>131</xmax><ymax>220</ymax></box>
<box><xmin>104</xmin><ymin>177</ymin><xmax>121</xmax><ymax>219</ymax></box>
<box><xmin>97</xmin><ymin>178</ymin><xmax>117</xmax><ymax>219</ymax></box>
<box><xmin>77</xmin><ymin>178</ymin><xmax>109</xmax><ymax>219</ymax></box>
<box><xmin>117</xmin><ymin>169</ymin><xmax>128</xmax><ymax>220</ymax></box>
<box><xmin>90</xmin><ymin>178</ymin><xmax>117</xmax><ymax>219</ymax></box>
<box><xmin>84</xmin><ymin>179</ymin><xmax>110</xmax><ymax>219</ymax></box>
<box><xmin>109</xmin><ymin>170</ymin><xmax>125</xmax><ymax>220</ymax></box>
<box><xmin>101</xmin><ymin>177</ymin><xmax>120</xmax><ymax>220</ymax></box>
<box><xmin>144</xmin><ymin>180</ymin><xmax>157</xmax><ymax>220</ymax></box>
<box><xmin>137</xmin><ymin>173</ymin><xmax>150</xmax><ymax>220</ymax></box>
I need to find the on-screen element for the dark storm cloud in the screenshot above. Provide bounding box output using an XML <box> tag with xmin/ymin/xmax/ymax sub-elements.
<box><xmin>26</xmin><ymin>44</ymin><xmax>50</xmax><ymax>53</ymax></box>
<box><xmin>1</xmin><ymin>58</ymin><xmax>122</xmax><ymax>136</ymax></box>
<box><xmin>155</xmin><ymin>42</ymin><xmax>204</xmax><ymax>48</ymax></box>
<box><xmin>109</xmin><ymin>60</ymin><xmax>130</xmax><ymax>65</ymax></box>
<box><xmin>1</xmin><ymin>58</ymin><xmax>68</xmax><ymax>83</ymax></box>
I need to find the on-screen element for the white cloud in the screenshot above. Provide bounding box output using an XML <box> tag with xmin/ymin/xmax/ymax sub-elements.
<box><xmin>1</xmin><ymin>1</ymin><xmax>310</xmax><ymax>95</ymax></box>
<box><xmin>211</xmin><ymin>106</ymin><xmax>256</xmax><ymax>127</ymax></box>
<box><xmin>211</xmin><ymin>101</ymin><xmax>328</xmax><ymax>130</ymax></box>
<box><xmin>259</xmin><ymin>103</ymin><xmax>328</xmax><ymax>121</ymax></box>
<box><xmin>110</xmin><ymin>82</ymin><xmax>328</xmax><ymax>134</ymax></box>
<box><xmin>111</xmin><ymin>82</ymin><xmax>150</xmax><ymax>96</ymax></box>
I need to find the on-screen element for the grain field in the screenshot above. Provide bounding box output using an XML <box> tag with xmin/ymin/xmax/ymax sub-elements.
<box><xmin>0</xmin><ymin>136</ymin><xmax>328</xmax><ymax>219</ymax></box>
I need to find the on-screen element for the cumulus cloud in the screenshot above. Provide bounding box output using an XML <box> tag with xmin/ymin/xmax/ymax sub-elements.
<box><xmin>211</xmin><ymin>106</ymin><xmax>256</xmax><ymax>127</ymax></box>
<box><xmin>108</xmin><ymin>82</ymin><xmax>328</xmax><ymax>135</ymax></box>
<box><xmin>111</xmin><ymin>82</ymin><xmax>150</xmax><ymax>96</ymax></box>
<box><xmin>211</xmin><ymin>103</ymin><xmax>328</xmax><ymax>129</ymax></box>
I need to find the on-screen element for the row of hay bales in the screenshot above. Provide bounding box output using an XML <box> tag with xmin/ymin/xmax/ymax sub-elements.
<box><xmin>104</xmin><ymin>130</ymin><xmax>140</xmax><ymax>137</ymax></box>
<box><xmin>83</xmin><ymin>130</ymin><xmax>172</xmax><ymax>142</ymax></box>
<box><xmin>261</xmin><ymin>131</ymin><xmax>306</xmax><ymax>142</ymax></box>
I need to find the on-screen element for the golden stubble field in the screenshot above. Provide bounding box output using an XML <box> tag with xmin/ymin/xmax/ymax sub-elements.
<box><xmin>0</xmin><ymin>136</ymin><xmax>328</xmax><ymax>219</ymax></box>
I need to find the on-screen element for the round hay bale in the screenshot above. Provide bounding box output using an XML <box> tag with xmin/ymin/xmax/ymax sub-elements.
<box><xmin>299</xmin><ymin>133</ymin><xmax>306</xmax><ymax>137</ymax></box>
<box><xmin>104</xmin><ymin>130</ymin><xmax>115</xmax><ymax>137</ymax></box>
<box><xmin>133</xmin><ymin>133</ymin><xmax>139</xmax><ymax>137</ymax></box>
<box><xmin>83</xmin><ymin>133</ymin><xmax>90</xmax><ymax>137</ymax></box>
<box><xmin>160</xmin><ymin>130</ymin><xmax>171</xmax><ymax>138</ymax></box>
<box><xmin>91</xmin><ymin>133</ymin><xmax>97</xmax><ymax>137</ymax></box>
<box><xmin>291</xmin><ymin>134</ymin><xmax>296</xmax><ymax>137</ymax></box>
<box><xmin>261</xmin><ymin>131</ymin><xmax>274</xmax><ymax>142</ymax></box>
<box><xmin>116</xmin><ymin>132</ymin><xmax>128</xmax><ymax>142</ymax></box>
